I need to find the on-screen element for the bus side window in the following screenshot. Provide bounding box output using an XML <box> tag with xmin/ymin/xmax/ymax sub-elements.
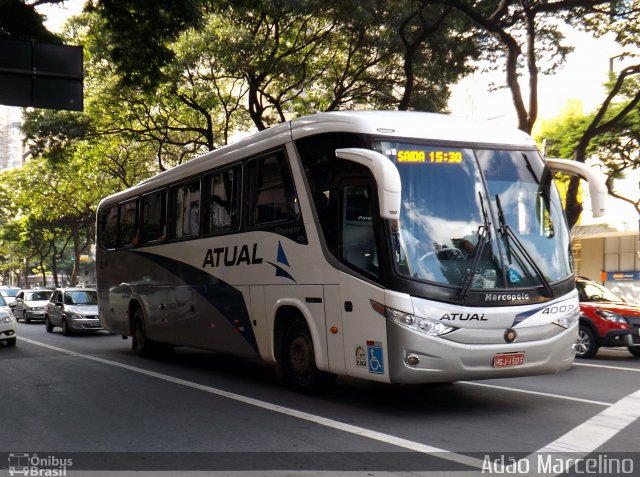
<box><xmin>118</xmin><ymin>198</ymin><xmax>139</xmax><ymax>247</ymax></box>
<box><xmin>98</xmin><ymin>205</ymin><xmax>118</xmax><ymax>249</ymax></box>
<box><xmin>252</xmin><ymin>152</ymin><xmax>299</xmax><ymax>225</ymax></box>
<box><xmin>170</xmin><ymin>180</ymin><xmax>200</xmax><ymax>239</ymax></box>
<box><xmin>141</xmin><ymin>190</ymin><xmax>167</xmax><ymax>244</ymax></box>
<box><xmin>204</xmin><ymin>165</ymin><xmax>241</xmax><ymax>234</ymax></box>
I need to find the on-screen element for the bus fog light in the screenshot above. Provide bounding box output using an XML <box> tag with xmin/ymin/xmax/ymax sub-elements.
<box><xmin>406</xmin><ymin>355</ymin><xmax>420</xmax><ymax>366</ymax></box>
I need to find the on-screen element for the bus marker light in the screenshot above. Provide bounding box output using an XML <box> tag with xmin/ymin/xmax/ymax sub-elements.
<box><xmin>330</xmin><ymin>326</ymin><xmax>338</xmax><ymax>335</ymax></box>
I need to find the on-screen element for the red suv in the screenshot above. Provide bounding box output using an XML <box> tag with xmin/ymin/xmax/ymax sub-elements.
<box><xmin>575</xmin><ymin>277</ymin><xmax>640</xmax><ymax>359</ymax></box>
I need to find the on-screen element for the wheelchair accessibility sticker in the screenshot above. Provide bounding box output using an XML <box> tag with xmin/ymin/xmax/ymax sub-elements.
<box><xmin>366</xmin><ymin>341</ymin><xmax>384</xmax><ymax>374</ymax></box>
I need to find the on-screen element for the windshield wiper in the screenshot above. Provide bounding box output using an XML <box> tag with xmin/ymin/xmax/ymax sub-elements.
<box><xmin>456</xmin><ymin>192</ymin><xmax>492</xmax><ymax>301</ymax></box>
<box><xmin>495</xmin><ymin>194</ymin><xmax>554</xmax><ymax>297</ymax></box>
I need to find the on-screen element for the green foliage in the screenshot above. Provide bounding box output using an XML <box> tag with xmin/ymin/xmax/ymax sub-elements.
<box><xmin>86</xmin><ymin>0</ymin><xmax>203</xmax><ymax>91</ymax></box>
<box><xmin>21</xmin><ymin>109</ymin><xmax>92</xmax><ymax>164</ymax></box>
<box><xmin>0</xmin><ymin>0</ymin><xmax>62</xmax><ymax>42</ymax></box>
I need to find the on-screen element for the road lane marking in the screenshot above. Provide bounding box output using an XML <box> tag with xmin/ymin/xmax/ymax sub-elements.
<box><xmin>460</xmin><ymin>381</ymin><xmax>611</xmax><ymax>407</ymax></box>
<box><xmin>573</xmin><ymin>362</ymin><xmax>640</xmax><ymax>372</ymax></box>
<box><xmin>19</xmin><ymin>337</ymin><xmax>483</xmax><ymax>470</ymax></box>
<box><xmin>509</xmin><ymin>388</ymin><xmax>640</xmax><ymax>477</ymax></box>
<box><xmin>537</xmin><ymin>388</ymin><xmax>640</xmax><ymax>454</ymax></box>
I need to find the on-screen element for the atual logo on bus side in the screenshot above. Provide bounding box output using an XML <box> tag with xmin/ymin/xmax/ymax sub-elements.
<box><xmin>202</xmin><ymin>243</ymin><xmax>263</xmax><ymax>268</ymax></box>
<box><xmin>201</xmin><ymin>241</ymin><xmax>295</xmax><ymax>282</ymax></box>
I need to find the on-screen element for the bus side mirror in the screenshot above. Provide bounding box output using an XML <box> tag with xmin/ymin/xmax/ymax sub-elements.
<box><xmin>545</xmin><ymin>158</ymin><xmax>607</xmax><ymax>218</ymax></box>
<box><xmin>335</xmin><ymin>148</ymin><xmax>401</xmax><ymax>220</ymax></box>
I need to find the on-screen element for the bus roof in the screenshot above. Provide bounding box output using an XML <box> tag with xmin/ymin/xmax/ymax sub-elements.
<box><xmin>99</xmin><ymin>111</ymin><xmax>537</xmax><ymax>205</ymax></box>
<box><xmin>290</xmin><ymin>111</ymin><xmax>536</xmax><ymax>147</ymax></box>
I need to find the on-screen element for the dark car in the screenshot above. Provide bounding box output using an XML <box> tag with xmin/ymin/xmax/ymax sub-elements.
<box><xmin>44</xmin><ymin>288</ymin><xmax>102</xmax><ymax>335</ymax></box>
<box><xmin>575</xmin><ymin>276</ymin><xmax>640</xmax><ymax>358</ymax></box>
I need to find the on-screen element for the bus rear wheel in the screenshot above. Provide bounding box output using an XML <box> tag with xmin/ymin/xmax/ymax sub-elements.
<box><xmin>279</xmin><ymin>319</ymin><xmax>334</xmax><ymax>393</ymax></box>
<box><xmin>131</xmin><ymin>307</ymin><xmax>173</xmax><ymax>358</ymax></box>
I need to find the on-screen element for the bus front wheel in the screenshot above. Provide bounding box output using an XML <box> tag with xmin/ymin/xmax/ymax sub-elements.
<box><xmin>279</xmin><ymin>319</ymin><xmax>334</xmax><ymax>393</ymax></box>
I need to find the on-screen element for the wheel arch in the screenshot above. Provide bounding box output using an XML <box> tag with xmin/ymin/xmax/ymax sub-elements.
<box><xmin>579</xmin><ymin>315</ymin><xmax>600</xmax><ymax>340</ymax></box>
<box><xmin>271</xmin><ymin>301</ymin><xmax>328</xmax><ymax>372</ymax></box>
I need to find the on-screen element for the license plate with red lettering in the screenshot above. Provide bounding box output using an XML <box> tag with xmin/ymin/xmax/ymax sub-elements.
<box><xmin>493</xmin><ymin>352</ymin><xmax>525</xmax><ymax>368</ymax></box>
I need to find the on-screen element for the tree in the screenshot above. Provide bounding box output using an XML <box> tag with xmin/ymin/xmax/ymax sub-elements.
<box><xmin>539</xmin><ymin>82</ymin><xmax>640</xmax><ymax>227</ymax></box>
<box><xmin>424</xmin><ymin>0</ymin><xmax>619</xmax><ymax>134</ymax></box>
<box><xmin>85</xmin><ymin>0</ymin><xmax>202</xmax><ymax>91</ymax></box>
<box><xmin>0</xmin><ymin>0</ymin><xmax>63</xmax><ymax>42</ymax></box>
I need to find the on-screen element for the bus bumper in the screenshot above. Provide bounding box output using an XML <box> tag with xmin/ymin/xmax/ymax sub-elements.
<box><xmin>386</xmin><ymin>320</ymin><xmax>577</xmax><ymax>384</ymax></box>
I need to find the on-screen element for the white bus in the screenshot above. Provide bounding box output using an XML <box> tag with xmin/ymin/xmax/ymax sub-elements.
<box><xmin>96</xmin><ymin>111</ymin><xmax>605</xmax><ymax>392</ymax></box>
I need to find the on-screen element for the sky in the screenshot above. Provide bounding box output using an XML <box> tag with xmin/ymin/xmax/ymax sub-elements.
<box><xmin>37</xmin><ymin>1</ymin><xmax>639</xmax><ymax>231</ymax></box>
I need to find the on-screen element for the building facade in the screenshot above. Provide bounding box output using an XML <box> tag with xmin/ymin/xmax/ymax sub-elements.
<box><xmin>575</xmin><ymin>231</ymin><xmax>640</xmax><ymax>304</ymax></box>
<box><xmin>0</xmin><ymin>106</ymin><xmax>24</xmax><ymax>170</ymax></box>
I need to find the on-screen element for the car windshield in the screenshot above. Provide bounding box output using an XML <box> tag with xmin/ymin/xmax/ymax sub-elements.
<box><xmin>26</xmin><ymin>291</ymin><xmax>53</xmax><ymax>301</ymax></box>
<box><xmin>374</xmin><ymin>141</ymin><xmax>572</xmax><ymax>290</ymax></box>
<box><xmin>577</xmin><ymin>280</ymin><xmax>623</xmax><ymax>303</ymax></box>
<box><xmin>0</xmin><ymin>295</ymin><xmax>6</xmax><ymax>306</ymax></box>
<box><xmin>1</xmin><ymin>289</ymin><xmax>19</xmax><ymax>297</ymax></box>
<box><xmin>64</xmin><ymin>290</ymin><xmax>98</xmax><ymax>305</ymax></box>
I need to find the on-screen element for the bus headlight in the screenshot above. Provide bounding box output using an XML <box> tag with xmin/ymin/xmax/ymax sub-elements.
<box><xmin>371</xmin><ymin>301</ymin><xmax>455</xmax><ymax>337</ymax></box>
<box><xmin>553</xmin><ymin>309</ymin><xmax>579</xmax><ymax>329</ymax></box>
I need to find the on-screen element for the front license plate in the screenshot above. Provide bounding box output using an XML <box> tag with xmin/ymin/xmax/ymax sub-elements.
<box><xmin>493</xmin><ymin>352</ymin><xmax>525</xmax><ymax>368</ymax></box>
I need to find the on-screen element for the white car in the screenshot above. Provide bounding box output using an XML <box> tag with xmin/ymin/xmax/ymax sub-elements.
<box><xmin>0</xmin><ymin>294</ymin><xmax>17</xmax><ymax>347</ymax></box>
<box><xmin>0</xmin><ymin>286</ymin><xmax>21</xmax><ymax>308</ymax></box>
<box><xmin>12</xmin><ymin>289</ymin><xmax>54</xmax><ymax>323</ymax></box>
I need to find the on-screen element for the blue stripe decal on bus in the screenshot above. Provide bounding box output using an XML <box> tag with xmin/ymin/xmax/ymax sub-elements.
<box><xmin>133</xmin><ymin>251</ymin><xmax>260</xmax><ymax>356</ymax></box>
<box><xmin>512</xmin><ymin>305</ymin><xmax>546</xmax><ymax>327</ymax></box>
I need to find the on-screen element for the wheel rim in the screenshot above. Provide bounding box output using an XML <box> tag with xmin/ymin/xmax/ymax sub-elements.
<box><xmin>576</xmin><ymin>329</ymin><xmax>590</xmax><ymax>355</ymax></box>
<box><xmin>289</xmin><ymin>334</ymin><xmax>313</xmax><ymax>378</ymax></box>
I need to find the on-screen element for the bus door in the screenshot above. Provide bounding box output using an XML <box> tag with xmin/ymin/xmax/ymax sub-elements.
<box><xmin>335</xmin><ymin>180</ymin><xmax>388</xmax><ymax>381</ymax></box>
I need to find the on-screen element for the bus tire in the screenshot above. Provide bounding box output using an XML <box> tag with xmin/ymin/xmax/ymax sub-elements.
<box><xmin>279</xmin><ymin>319</ymin><xmax>335</xmax><ymax>394</ymax></box>
<box><xmin>131</xmin><ymin>307</ymin><xmax>173</xmax><ymax>358</ymax></box>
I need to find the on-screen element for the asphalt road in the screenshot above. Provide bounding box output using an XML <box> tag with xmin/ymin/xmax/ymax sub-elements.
<box><xmin>1</xmin><ymin>321</ymin><xmax>639</xmax><ymax>476</ymax></box>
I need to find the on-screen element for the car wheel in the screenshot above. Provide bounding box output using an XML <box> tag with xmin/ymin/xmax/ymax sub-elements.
<box><xmin>45</xmin><ymin>316</ymin><xmax>54</xmax><ymax>333</ymax></box>
<box><xmin>6</xmin><ymin>337</ymin><xmax>16</xmax><ymax>347</ymax></box>
<box><xmin>62</xmin><ymin>318</ymin><xmax>73</xmax><ymax>336</ymax></box>
<box><xmin>278</xmin><ymin>318</ymin><xmax>335</xmax><ymax>393</ymax></box>
<box><xmin>628</xmin><ymin>347</ymin><xmax>640</xmax><ymax>358</ymax></box>
<box><xmin>576</xmin><ymin>325</ymin><xmax>598</xmax><ymax>359</ymax></box>
<box><xmin>131</xmin><ymin>308</ymin><xmax>173</xmax><ymax>358</ymax></box>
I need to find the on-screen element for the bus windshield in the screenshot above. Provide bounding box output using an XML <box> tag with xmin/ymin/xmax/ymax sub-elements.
<box><xmin>374</xmin><ymin>141</ymin><xmax>572</xmax><ymax>290</ymax></box>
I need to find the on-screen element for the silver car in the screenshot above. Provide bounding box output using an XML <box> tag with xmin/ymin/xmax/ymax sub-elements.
<box><xmin>12</xmin><ymin>289</ymin><xmax>53</xmax><ymax>323</ymax></box>
<box><xmin>0</xmin><ymin>294</ymin><xmax>17</xmax><ymax>347</ymax></box>
<box><xmin>45</xmin><ymin>288</ymin><xmax>102</xmax><ymax>335</ymax></box>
